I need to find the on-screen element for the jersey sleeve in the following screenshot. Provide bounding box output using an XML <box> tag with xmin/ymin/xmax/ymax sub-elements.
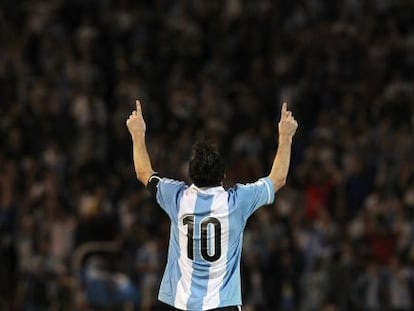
<box><xmin>231</xmin><ymin>177</ymin><xmax>275</xmax><ymax>221</ymax></box>
<box><xmin>155</xmin><ymin>178</ymin><xmax>187</xmax><ymax>221</ymax></box>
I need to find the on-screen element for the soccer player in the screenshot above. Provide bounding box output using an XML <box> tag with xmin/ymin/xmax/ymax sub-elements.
<box><xmin>126</xmin><ymin>100</ymin><xmax>298</xmax><ymax>311</ymax></box>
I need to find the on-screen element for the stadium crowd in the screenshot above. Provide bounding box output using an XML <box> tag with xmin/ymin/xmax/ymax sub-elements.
<box><xmin>1</xmin><ymin>0</ymin><xmax>414</xmax><ymax>310</ymax></box>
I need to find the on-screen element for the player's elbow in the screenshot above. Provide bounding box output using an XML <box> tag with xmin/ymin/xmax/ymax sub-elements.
<box><xmin>273</xmin><ymin>177</ymin><xmax>286</xmax><ymax>192</ymax></box>
<box><xmin>136</xmin><ymin>170</ymin><xmax>152</xmax><ymax>186</ymax></box>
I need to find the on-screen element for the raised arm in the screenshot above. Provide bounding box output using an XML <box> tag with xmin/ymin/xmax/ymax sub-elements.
<box><xmin>268</xmin><ymin>102</ymin><xmax>298</xmax><ymax>192</ymax></box>
<box><xmin>126</xmin><ymin>100</ymin><xmax>154</xmax><ymax>186</ymax></box>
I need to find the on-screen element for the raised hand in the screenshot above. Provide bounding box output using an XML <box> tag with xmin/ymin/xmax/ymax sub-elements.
<box><xmin>126</xmin><ymin>100</ymin><xmax>146</xmax><ymax>136</ymax></box>
<box><xmin>278</xmin><ymin>102</ymin><xmax>298</xmax><ymax>139</ymax></box>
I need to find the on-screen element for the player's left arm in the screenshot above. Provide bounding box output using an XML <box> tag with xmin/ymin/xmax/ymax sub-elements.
<box><xmin>268</xmin><ymin>102</ymin><xmax>298</xmax><ymax>192</ymax></box>
<box><xmin>126</xmin><ymin>100</ymin><xmax>154</xmax><ymax>186</ymax></box>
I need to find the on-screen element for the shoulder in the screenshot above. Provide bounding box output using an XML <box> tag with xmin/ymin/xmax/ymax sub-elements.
<box><xmin>227</xmin><ymin>177</ymin><xmax>274</xmax><ymax>206</ymax></box>
<box><xmin>159</xmin><ymin>178</ymin><xmax>186</xmax><ymax>185</ymax></box>
<box><xmin>229</xmin><ymin>177</ymin><xmax>273</xmax><ymax>192</ymax></box>
<box><xmin>147</xmin><ymin>174</ymin><xmax>187</xmax><ymax>198</ymax></box>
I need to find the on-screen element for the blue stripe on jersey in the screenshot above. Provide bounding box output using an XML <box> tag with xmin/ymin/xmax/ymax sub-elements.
<box><xmin>219</xmin><ymin>197</ymin><xmax>243</xmax><ymax>305</ymax></box>
<box><xmin>186</xmin><ymin>193</ymin><xmax>214</xmax><ymax>310</ymax></box>
<box><xmin>158</xmin><ymin>190</ymin><xmax>184</xmax><ymax>305</ymax></box>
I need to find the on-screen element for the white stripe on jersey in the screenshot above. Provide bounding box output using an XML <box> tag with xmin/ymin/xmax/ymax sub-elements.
<box><xmin>203</xmin><ymin>191</ymin><xmax>229</xmax><ymax>309</ymax></box>
<box><xmin>262</xmin><ymin>179</ymin><xmax>272</xmax><ymax>204</ymax></box>
<box><xmin>174</xmin><ymin>187</ymin><xmax>198</xmax><ymax>308</ymax></box>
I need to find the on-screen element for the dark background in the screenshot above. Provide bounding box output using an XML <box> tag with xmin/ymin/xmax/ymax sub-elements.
<box><xmin>1</xmin><ymin>0</ymin><xmax>414</xmax><ymax>310</ymax></box>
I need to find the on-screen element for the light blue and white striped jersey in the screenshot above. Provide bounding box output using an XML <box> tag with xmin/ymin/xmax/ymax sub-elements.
<box><xmin>155</xmin><ymin>177</ymin><xmax>275</xmax><ymax>310</ymax></box>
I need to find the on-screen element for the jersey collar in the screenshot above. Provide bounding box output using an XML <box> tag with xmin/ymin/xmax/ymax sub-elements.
<box><xmin>190</xmin><ymin>184</ymin><xmax>225</xmax><ymax>194</ymax></box>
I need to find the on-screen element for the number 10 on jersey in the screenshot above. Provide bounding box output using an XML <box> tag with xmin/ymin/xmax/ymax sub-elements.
<box><xmin>183</xmin><ymin>215</ymin><xmax>222</xmax><ymax>262</ymax></box>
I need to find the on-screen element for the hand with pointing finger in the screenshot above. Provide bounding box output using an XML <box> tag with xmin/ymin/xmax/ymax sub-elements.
<box><xmin>278</xmin><ymin>102</ymin><xmax>298</xmax><ymax>139</ymax></box>
<box><xmin>126</xmin><ymin>100</ymin><xmax>146</xmax><ymax>137</ymax></box>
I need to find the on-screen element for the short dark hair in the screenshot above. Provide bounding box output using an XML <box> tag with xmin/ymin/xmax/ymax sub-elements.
<box><xmin>189</xmin><ymin>141</ymin><xmax>224</xmax><ymax>187</ymax></box>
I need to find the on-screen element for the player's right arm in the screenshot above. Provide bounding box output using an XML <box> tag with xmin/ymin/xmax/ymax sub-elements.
<box><xmin>267</xmin><ymin>102</ymin><xmax>298</xmax><ymax>192</ymax></box>
<box><xmin>126</xmin><ymin>100</ymin><xmax>154</xmax><ymax>186</ymax></box>
<box><xmin>126</xmin><ymin>102</ymin><xmax>186</xmax><ymax>218</ymax></box>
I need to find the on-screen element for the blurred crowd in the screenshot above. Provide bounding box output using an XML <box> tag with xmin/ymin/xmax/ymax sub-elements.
<box><xmin>1</xmin><ymin>0</ymin><xmax>414</xmax><ymax>310</ymax></box>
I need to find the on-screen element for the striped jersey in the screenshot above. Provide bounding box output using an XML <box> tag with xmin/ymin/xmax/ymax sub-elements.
<box><xmin>154</xmin><ymin>177</ymin><xmax>275</xmax><ymax>310</ymax></box>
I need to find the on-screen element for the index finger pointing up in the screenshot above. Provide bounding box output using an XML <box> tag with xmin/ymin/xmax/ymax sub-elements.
<box><xmin>136</xmin><ymin>100</ymin><xmax>141</xmax><ymax>111</ymax></box>
<box><xmin>282</xmin><ymin>102</ymin><xmax>287</xmax><ymax>114</ymax></box>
